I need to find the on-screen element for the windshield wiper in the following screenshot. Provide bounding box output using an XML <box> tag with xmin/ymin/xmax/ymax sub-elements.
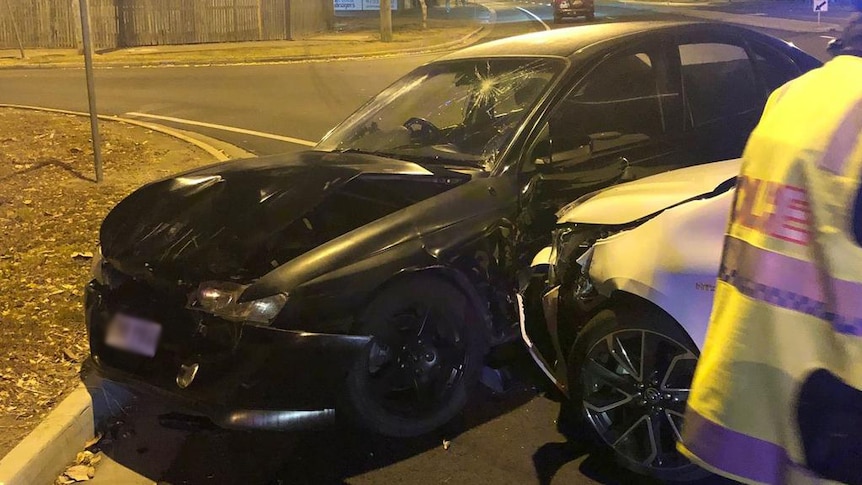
<box><xmin>338</xmin><ymin>148</ymin><xmax>398</xmax><ymax>158</ymax></box>
<box><xmin>405</xmin><ymin>155</ymin><xmax>487</xmax><ymax>170</ymax></box>
<box><xmin>338</xmin><ymin>148</ymin><xmax>486</xmax><ymax>170</ymax></box>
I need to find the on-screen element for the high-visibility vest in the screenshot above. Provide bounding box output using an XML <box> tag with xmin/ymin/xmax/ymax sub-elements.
<box><xmin>680</xmin><ymin>55</ymin><xmax>862</xmax><ymax>485</ymax></box>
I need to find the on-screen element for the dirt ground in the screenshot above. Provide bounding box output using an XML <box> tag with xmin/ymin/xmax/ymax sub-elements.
<box><xmin>0</xmin><ymin>108</ymin><xmax>214</xmax><ymax>457</ymax></box>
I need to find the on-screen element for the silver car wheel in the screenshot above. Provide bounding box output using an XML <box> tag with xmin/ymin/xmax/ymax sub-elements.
<box><xmin>581</xmin><ymin>329</ymin><xmax>697</xmax><ymax>472</ymax></box>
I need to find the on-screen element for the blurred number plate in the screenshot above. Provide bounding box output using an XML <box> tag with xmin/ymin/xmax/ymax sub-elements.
<box><xmin>105</xmin><ymin>314</ymin><xmax>162</xmax><ymax>357</ymax></box>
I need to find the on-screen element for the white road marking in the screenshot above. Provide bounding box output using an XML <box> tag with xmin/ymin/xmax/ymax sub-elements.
<box><xmin>820</xmin><ymin>35</ymin><xmax>836</xmax><ymax>39</ymax></box>
<box><xmin>0</xmin><ymin>103</ymin><xmax>233</xmax><ymax>161</ymax></box>
<box><xmin>124</xmin><ymin>112</ymin><xmax>318</xmax><ymax>147</ymax></box>
<box><xmin>515</xmin><ymin>6</ymin><xmax>551</xmax><ymax>30</ymax></box>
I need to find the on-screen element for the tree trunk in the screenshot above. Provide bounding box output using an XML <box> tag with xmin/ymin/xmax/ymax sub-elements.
<box><xmin>380</xmin><ymin>0</ymin><xmax>392</xmax><ymax>42</ymax></box>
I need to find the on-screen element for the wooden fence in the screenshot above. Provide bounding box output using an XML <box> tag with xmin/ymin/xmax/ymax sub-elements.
<box><xmin>0</xmin><ymin>0</ymin><xmax>332</xmax><ymax>49</ymax></box>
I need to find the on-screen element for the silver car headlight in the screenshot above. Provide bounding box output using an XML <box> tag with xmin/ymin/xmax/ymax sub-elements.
<box><xmin>193</xmin><ymin>282</ymin><xmax>287</xmax><ymax>325</ymax></box>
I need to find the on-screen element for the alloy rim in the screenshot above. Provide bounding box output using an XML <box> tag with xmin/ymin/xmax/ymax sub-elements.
<box><xmin>581</xmin><ymin>329</ymin><xmax>697</xmax><ymax>471</ymax></box>
<box><xmin>365</xmin><ymin>306</ymin><xmax>467</xmax><ymax>418</ymax></box>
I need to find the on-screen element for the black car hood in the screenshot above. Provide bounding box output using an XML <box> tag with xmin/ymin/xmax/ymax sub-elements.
<box><xmin>100</xmin><ymin>150</ymin><xmax>468</xmax><ymax>283</ymax></box>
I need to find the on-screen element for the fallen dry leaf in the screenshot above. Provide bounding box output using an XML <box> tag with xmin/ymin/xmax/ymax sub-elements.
<box><xmin>74</xmin><ymin>449</ymin><xmax>102</xmax><ymax>466</ymax></box>
<box><xmin>62</xmin><ymin>348</ymin><xmax>79</xmax><ymax>363</ymax></box>
<box><xmin>70</xmin><ymin>252</ymin><xmax>93</xmax><ymax>260</ymax></box>
<box><xmin>83</xmin><ymin>433</ymin><xmax>102</xmax><ymax>449</ymax></box>
<box><xmin>63</xmin><ymin>464</ymin><xmax>94</xmax><ymax>481</ymax></box>
<box><xmin>56</xmin><ymin>475</ymin><xmax>75</xmax><ymax>485</ymax></box>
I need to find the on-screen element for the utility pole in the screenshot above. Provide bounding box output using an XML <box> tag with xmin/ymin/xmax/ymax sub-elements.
<box><xmin>4</xmin><ymin>0</ymin><xmax>25</xmax><ymax>59</ymax></box>
<box><xmin>77</xmin><ymin>0</ymin><xmax>103</xmax><ymax>182</ymax></box>
<box><xmin>380</xmin><ymin>0</ymin><xmax>392</xmax><ymax>42</ymax></box>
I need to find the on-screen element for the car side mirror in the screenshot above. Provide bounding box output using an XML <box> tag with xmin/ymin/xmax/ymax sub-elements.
<box><xmin>537</xmin><ymin>134</ymin><xmax>592</xmax><ymax>172</ymax></box>
<box><xmin>827</xmin><ymin>38</ymin><xmax>844</xmax><ymax>56</ymax></box>
<box><xmin>533</xmin><ymin>138</ymin><xmax>554</xmax><ymax>168</ymax></box>
<box><xmin>590</xmin><ymin>131</ymin><xmax>623</xmax><ymax>142</ymax></box>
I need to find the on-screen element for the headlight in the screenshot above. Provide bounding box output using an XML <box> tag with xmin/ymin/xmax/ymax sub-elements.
<box><xmin>193</xmin><ymin>282</ymin><xmax>287</xmax><ymax>325</ymax></box>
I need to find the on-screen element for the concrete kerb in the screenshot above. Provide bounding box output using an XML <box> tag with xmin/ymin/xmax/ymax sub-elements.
<box><xmin>0</xmin><ymin>378</ymin><xmax>136</xmax><ymax>485</ymax></box>
<box><xmin>614</xmin><ymin>0</ymin><xmax>720</xmax><ymax>7</ymax></box>
<box><xmin>0</xmin><ymin>104</ymin><xmax>251</xmax><ymax>485</ymax></box>
<box><xmin>0</xmin><ymin>384</ymin><xmax>94</xmax><ymax>485</ymax></box>
<box><xmin>0</xmin><ymin>104</ymin><xmax>255</xmax><ymax>161</ymax></box>
<box><xmin>612</xmin><ymin>0</ymin><xmax>843</xmax><ymax>32</ymax></box>
<box><xmin>0</xmin><ymin>8</ymin><xmax>495</xmax><ymax>71</ymax></box>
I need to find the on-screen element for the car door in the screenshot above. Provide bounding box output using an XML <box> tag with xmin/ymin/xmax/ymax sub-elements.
<box><xmin>517</xmin><ymin>36</ymin><xmax>683</xmax><ymax>253</ymax></box>
<box><xmin>674</xmin><ymin>30</ymin><xmax>776</xmax><ymax>165</ymax></box>
<box><xmin>746</xmin><ymin>37</ymin><xmax>807</xmax><ymax>94</ymax></box>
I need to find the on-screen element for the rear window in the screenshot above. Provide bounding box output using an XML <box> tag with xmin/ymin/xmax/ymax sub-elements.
<box><xmin>679</xmin><ymin>43</ymin><xmax>760</xmax><ymax>126</ymax></box>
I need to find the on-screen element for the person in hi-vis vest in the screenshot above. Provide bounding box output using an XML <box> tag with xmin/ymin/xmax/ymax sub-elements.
<box><xmin>679</xmin><ymin>4</ymin><xmax>862</xmax><ymax>484</ymax></box>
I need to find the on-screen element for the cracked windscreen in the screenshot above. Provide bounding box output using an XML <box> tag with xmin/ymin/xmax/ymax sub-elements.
<box><xmin>316</xmin><ymin>58</ymin><xmax>564</xmax><ymax>170</ymax></box>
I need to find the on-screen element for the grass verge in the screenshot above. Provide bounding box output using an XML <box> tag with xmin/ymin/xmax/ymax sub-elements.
<box><xmin>0</xmin><ymin>108</ymin><xmax>215</xmax><ymax>457</ymax></box>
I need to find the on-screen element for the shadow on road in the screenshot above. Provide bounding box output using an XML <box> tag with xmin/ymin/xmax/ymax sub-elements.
<box><xmin>268</xmin><ymin>385</ymin><xmax>538</xmax><ymax>484</ymax></box>
<box><xmin>533</xmin><ymin>440</ymin><xmax>656</xmax><ymax>485</ymax></box>
<box><xmin>89</xmin><ymin>378</ymin><xmax>538</xmax><ymax>484</ymax></box>
<box><xmin>86</xmin><ymin>344</ymin><xmax>738</xmax><ymax>484</ymax></box>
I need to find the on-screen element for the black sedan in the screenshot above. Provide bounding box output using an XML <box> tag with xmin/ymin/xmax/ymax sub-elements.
<box><xmin>85</xmin><ymin>21</ymin><xmax>819</xmax><ymax>439</ymax></box>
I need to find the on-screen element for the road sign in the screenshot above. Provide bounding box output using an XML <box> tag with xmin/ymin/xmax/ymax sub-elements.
<box><xmin>334</xmin><ymin>0</ymin><xmax>397</xmax><ymax>11</ymax></box>
<box><xmin>814</xmin><ymin>0</ymin><xmax>828</xmax><ymax>12</ymax></box>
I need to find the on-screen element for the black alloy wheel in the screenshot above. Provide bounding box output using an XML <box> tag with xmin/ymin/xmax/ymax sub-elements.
<box><xmin>365</xmin><ymin>306</ymin><xmax>468</xmax><ymax>418</ymax></box>
<box><xmin>344</xmin><ymin>275</ymin><xmax>483</xmax><ymax>437</ymax></box>
<box><xmin>567</xmin><ymin>307</ymin><xmax>710</xmax><ymax>481</ymax></box>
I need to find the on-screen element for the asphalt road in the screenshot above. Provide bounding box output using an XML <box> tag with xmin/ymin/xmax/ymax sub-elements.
<box><xmin>92</xmin><ymin>376</ymin><xmax>666</xmax><ymax>485</ymax></box>
<box><xmin>0</xmin><ymin>2</ymin><xmax>844</xmax><ymax>483</ymax></box>
<box><xmin>89</xmin><ymin>350</ymin><xmax>734</xmax><ymax>485</ymax></box>
<box><xmin>0</xmin><ymin>1</ymin><xmax>837</xmax><ymax>156</ymax></box>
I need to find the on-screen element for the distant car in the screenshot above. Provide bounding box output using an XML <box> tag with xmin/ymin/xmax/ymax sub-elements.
<box><xmin>553</xmin><ymin>0</ymin><xmax>594</xmax><ymax>23</ymax></box>
<box><xmin>523</xmin><ymin>159</ymin><xmax>740</xmax><ymax>481</ymax></box>
<box><xmin>85</xmin><ymin>22</ymin><xmax>817</xmax><ymax>440</ymax></box>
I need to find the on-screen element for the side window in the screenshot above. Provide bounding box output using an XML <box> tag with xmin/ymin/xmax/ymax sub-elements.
<box><xmin>679</xmin><ymin>42</ymin><xmax>759</xmax><ymax>126</ymax></box>
<box><xmin>749</xmin><ymin>41</ymin><xmax>800</xmax><ymax>94</ymax></box>
<box><xmin>541</xmin><ymin>48</ymin><xmax>667</xmax><ymax>165</ymax></box>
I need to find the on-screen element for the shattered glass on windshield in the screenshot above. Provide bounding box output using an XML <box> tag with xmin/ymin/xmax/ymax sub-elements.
<box><xmin>317</xmin><ymin>58</ymin><xmax>563</xmax><ymax>170</ymax></box>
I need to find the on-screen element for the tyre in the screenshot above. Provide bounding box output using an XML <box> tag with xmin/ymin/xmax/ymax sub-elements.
<box><xmin>343</xmin><ymin>275</ymin><xmax>484</xmax><ymax>437</ymax></box>
<box><xmin>564</xmin><ymin>304</ymin><xmax>710</xmax><ymax>481</ymax></box>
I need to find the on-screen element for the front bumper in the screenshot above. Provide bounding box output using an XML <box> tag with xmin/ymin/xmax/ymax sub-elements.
<box><xmin>85</xmin><ymin>282</ymin><xmax>371</xmax><ymax>430</ymax></box>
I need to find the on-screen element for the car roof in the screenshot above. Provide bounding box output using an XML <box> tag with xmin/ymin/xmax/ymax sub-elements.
<box><xmin>439</xmin><ymin>20</ymin><xmax>707</xmax><ymax>61</ymax></box>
